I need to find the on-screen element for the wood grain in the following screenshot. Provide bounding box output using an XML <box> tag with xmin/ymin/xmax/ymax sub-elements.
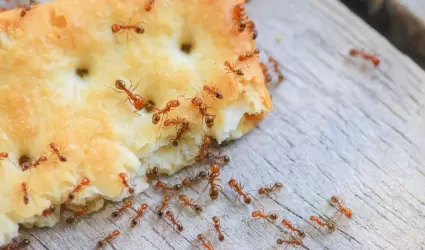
<box><xmin>19</xmin><ymin>0</ymin><xmax>425</xmax><ymax>249</ymax></box>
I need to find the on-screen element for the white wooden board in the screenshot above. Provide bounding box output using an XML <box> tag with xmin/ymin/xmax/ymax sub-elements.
<box><xmin>13</xmin><ymin>0</ymin><xmax>425</xmax><ymax>249</ymax></box>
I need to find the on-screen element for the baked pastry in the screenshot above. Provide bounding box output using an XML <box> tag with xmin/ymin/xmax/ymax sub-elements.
<box><xmin>0</xmin><ymin>0</ymin><xmax>271</xmax><ymax>245</ymax></box>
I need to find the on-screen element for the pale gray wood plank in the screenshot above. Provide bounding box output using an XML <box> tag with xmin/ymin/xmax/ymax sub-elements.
<box><xmin>21</xmin><ymin>0</ymin><xmax>425</xmax><ymax>249</ymax></box>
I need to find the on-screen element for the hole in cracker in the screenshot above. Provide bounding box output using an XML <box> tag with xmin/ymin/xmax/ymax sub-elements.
<box><xmin>19</xmin><ymin>155</ymin><xmax>30</xmax><ymax>166</ymax></box>
<box><xmin>145</xmin><ymin>100</ymin><xmax>156</xmax><ymax>113</ymax></box>
<box><xmin>180</xmin><ymin>42</ymin><xmax>193</xmax><ymax>54</ymax></box>
<box><xmin>49</xmin><ymin>10</ymin><xmax>67</xmax><ymax>28</ymax></box>
<box><xmin>76</xmin><ymin>68</ymin><xmax>89</xmax><ymax>78</ymax></box>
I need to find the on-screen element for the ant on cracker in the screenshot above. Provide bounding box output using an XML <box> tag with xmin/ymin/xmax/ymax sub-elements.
<box><xmin>152</xmin><ymin>99</ymin><xmax>180</xmax><ymax>125</ymax></box>
<box><xmin>67</xmin><ymin>177</ymin><xmax>90</xmax><ymax>202</ymax></box>
<box><xmin>189</xmin><ymin>92</ymin><xmax>216</xmax><ymax>128</ymax></box>
<box><xmin>195</xmin><ymin>135</ymin><xmax>211</xmax><ymax>163</ymax></box>
<box><xmin>232</xmin><ymin>4</ymin><xmax>247</xmax><ymax>33</ymax></box>
<box><xmin>238</xmin><ymin>48</ymin><xmax>260</xmax><ymax>62</ymax></box>
<box><xmin>42</xmin><ymin>204</ymin><xmax>56</xmax><ymax>217</ymax></box>
<box><xmin>146</xmin><ymin>167</ymin><xmax>159</xmax><ymax>182</ymax></box>
<box><xmin>163</xmin><ymin>117</ymin><xmax>190</xmax><ymax>147</ymax></box>
<box><xmin>21</xmin><ymin>182</ymin><xmax>29</xmax><ymax>205</ymax></box>
<box><xmin>49</xmin><ymin>143</ymin><xmax>67</xmax><ymax>162</ymax></box>
<box><xmin>203</xmin><ymin>83</ymin><xmax>223</xmax><ymax>100</ymax></box>
<box><xmin>224</xmin><ymin>60</ymin><xmax>244</xmax><ymax>76</ymax></box>
<box><xmin>118</xmin><ymin>172</ymin><xmax>135</xmax><ymax>194</ymax></box>
<box><xmin>114</xmin><ymin>79</ymin><xmax>146</xmax><ymax>112</ymax></box>
<box><xmin>349</xmin><ymin>48</ymin><xmax>380</xmax><ymax>67</ymax></box>
<box><xmin>65</xmin><ymin>205</ymin><xmax>89</xmax><ymax>224</ymax></box>
<box><xmin>21</xmin><ymin>156</ymin><xmax>48</xmax><ymax>171</ymax></box>
<box><xmin>111</xmin><ymin>17</ymin><xmax>145</xmax><ymax>43</ymax></box>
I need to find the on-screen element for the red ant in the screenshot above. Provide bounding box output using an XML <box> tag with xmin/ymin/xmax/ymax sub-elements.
<box><xmin>65</xmin><ymin>205</ymin><xmax>89</xmax><ymax>224</ymax></box>
<box><xmin>155</xmin><ymin>180</ymin><xmax>182</xmax><ymax>193</ymax></box>
<box><xmin>202</xmin><ymin>164</ymin><xmax>222</xmax><ymax>200</ymax></box>
<box><xmin>118</xmin><ymin>172</ymin><xmax>135</xmax><ymax>194</ymax></box>
<box><xmin>190</xmin><ymin>96</ymin><xmax>216</xmax><ymax>128</ymax></box>
<box><xmin>114</xmin><ymin>79</ymin><xmax>146</xmax><ymax>112</ymax></box>
<box><xmin>224</xmin><ymin>60</ymin><xmax>244</xmax><ymax>76</ymax></box>
<box><xmin>155</xmin><ymin>195</ymin><xmax>171</xmax><ymax>217</ymax></box>
<box><xmin>42</xmin><ymin>204</ymin><xmax>56</xmax><ymax>217</ymax></box>
<box><xmin>152</xmin><ymin>99</ymin><xmax>180</xmax><ymax>125</ymax></box>
<box><xmin>268</xmin><ymin>57</ymin><xmax>284</xmax><ymax>83</ymax></box>
<box><xmin>145</xmin><ymin>0</ymin><xmax>155</xmax><ymax>11</ymax></box>
<box><xmin>257</xmin><ymin>182</ymin><xmax>283</xmax><ymax>196</ymax></box>
<box><xmin>179</xmin><ymin>194</ymin><xmax>202</xmax><ymax>214</ymax></box>
<box><xmin>281</xmin><ymin>219</ymin><xmax>306</xmax><ymax>239</ymax></box>
<box><xmin>2</xmin><ymin>238</ymin><xmax>30</xmax><ymax>250</ymax></box>
<box><xmin>131</xmin><ymin>203</ymin><xmax>148</xmax><ymax>227</ymax></box>
<box><xmin>146</xmin><ymin>167</ymin><xmax>159</xmax><ymax>182</ymax></box>
<box><xmin>196</xmin><ymin>234</ymin><xmax>214</xmax><ymax>250</ymax></box>
<box><xmin>111</xmin><ymin>23</ymin><xmax>145</xmax><ymax>35</ymax></box>
<box><xmin>203</xmin><ymin>84</ymin><xmax>223</xmax><ymax>99</ymax></box>
<box><xmin>49</xmin><ymin>143</ymin><xmax>67</xmax><ymax>162</ymax></box>
<box><xmin>96</xmin><ymin>230</ymin><xmax>120</xmax><ymax>248</ymax></box>
<box><xmin>111</xmin><ymin>200</ymin><xmax>132</xmax><ymax>218</ymax></box>
<box><xmin>232</xmin><ymin>4</ymin><xmax>247</xmax><ymax>33</ymax></box>
<box><xmin>0</xmin><ymin>152</ymin><xmax>8</xmax><ymax>160</ymax></box>
<box><xmin>228</xmin><ymin>178</ymin><xmax>252</xmax><ymax>204</ymax></box>
<box><xmin>247</xmin><ymin>20</ymin><xmax>258</xmax><ymax>40</ymax></box>
<box><xmin>329</xmin><ymin>196</ymin><xmax>352</xmax><ymax>218</ymax></box>
<box><xmin>276</xmin><ymin>237</ymin><xmax>303</xmax><ymax>247</ymax></box>
<box><xmin>310</xmin><ymin>215</ymin><xmax>336</xmax><ymax>232</ymax></box>
<box><xmin>20</xmin><ymin>0</ymin><xmax>37</xmax><ymax>17</ymax></box>
<box><xmin>195</xmin><ymin>135</ymin><xmax>211</xmax><ymax>163</ymax></box>
<box><xmin>165</xmin><ymin>210</ymin><xmax>184</xmax><ymax>232</ymax></box>
<box><xmin>211</xmin><ymin>216</ymin><xmax>225</xmax><ymax>241</ymax></box>
<box><xmin>349</xmin><ymin>48</ymin><xmax>380</xmax><ymax>67</ymax></box>
<box><xmin>260</xmin><ymin>62</ymin><xmax>272</xmax><ymax>84</ymax></box>
<box><xmin>21</xmin><ymin>156</ymin><xmax>48</xmax><ymax>171</ymax></box>
<box><xmin>67</xmin><ymin>177</ymin><xmax>90</xmax><ymax>202</ymax></box>
<box><xmin>163</xmin><ymin>117</ymin><xmax>190</xmax><ymax>147</ymax></box>
<box><xmin>238</xmin><ymin>48</ymin><xmax>260</xmax><ymax>62</ymax></box>
<box><xmin>180</xmin><ymin>171</ymin><xmax>207</xmax><ymax>187</ymax></box>
<box><xmin>251</xmin><ymin>208</ymin><xmax>278</xmax><ymax>223</ymax></box>
<box><xmin>21</xmin><ymin>182</ymin><xmax>29</xmax><ymax>205</ymax></box>
<box><xmin>206</xmin><ymin>152</ymin><xmax>230</xmax><ymax>165</ymax></box>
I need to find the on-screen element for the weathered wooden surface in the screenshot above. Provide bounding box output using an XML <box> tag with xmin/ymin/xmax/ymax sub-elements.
<box><xmin>19</xmin><ymin>0</ymin><xmax>425</xmax><ymax>249</ymax></box>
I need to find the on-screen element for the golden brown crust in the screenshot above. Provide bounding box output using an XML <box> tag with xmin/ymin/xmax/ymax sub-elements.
<box><xmin>0</xmin><ymin>0</ymin><xmax>271</xmax><ymax>245</ymax></box>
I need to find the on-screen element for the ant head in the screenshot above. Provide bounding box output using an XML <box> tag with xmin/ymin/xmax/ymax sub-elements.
<box><xmin>327</xmin><ymin>222</ymin><xmax>336</xmax><ymax>232</ymax></box>
<box><xmin>274</xmin><ymin>182</ymin><xmax>283</xmax><ymax>189</ymax></box>
<box><xmin>223</xmin><ymin>155</ymin><xmax>230</xmax><ymax>164</ymax></box>
<box><xmin>197</xmin><ymin>234</ymin><xmax>206</xmax><ymax>241</ymax></box>
<box><xmin>152</xmin><ymin>113</ymin><xmax>161</xmax><ymax>124</ymax></box>
<box><xmin>112</xmin><ymin>230</ymin><xmax>120</xmax><ymax>237</ymax></box>
<box><xmin>330</xmin><ymin>196</ymin><xmax>339</xmax><ymax>203</ymax></box>
<box><xmin>235</xmin><ymin>69</ymin><xmax>244</xmax><ymax>76</ymax></box>
<box><xmin>173</xmin><ymin>184</ymin><xmax>182</xmax><ymax>191</ymax></box>
<box><xmin>172</xmin><ymin>140</ymin><xmax>179</xmax><ymax>147</ymax></box>
<box><xmin>196</xmin><ymin>171</ymin><xmax>207</xmax><ymax>179</ymax></box>
<box><xmin>111</xmin><ymin>211</ymin><xmax>119</xmax><ymax>218</ymax></box>
<box><xmin>21</xmin><ymin>239</ymin><xmax>30</xmax><ymax>246</ymax></box>
<box><xmin>205</xmin><ymin>115</ymin><xmax>216</xmax><ymax>127</ymax></box>
<box><xmin>130</xmin><ymin>219</ymin><xmax>138</xmax><ymax>228</ymax></box>
<box><xmin>96</xmin><ymin>241</ymin><xmax>104</xmax><ymax>248</ymax></box>
<box><xmin>251</xmin><ymin>211</ymin><xmax>259</xmax><ymax>217</ymax></box>
<box><xmin>254</xmin><ymin>48</ymin><xmax>260</xmax><ymax>54</ymax></box>
<box><xmin>115</xmin><ymin>79</ymin><xmax>125</xmax><ymax>90</ymax></box>
<box><xmin>238</xmin><ymin>21</ymin><xmax>246</xmax><ymax>32</ymax></box>
<box><xmin>163</xmin><ymin>196</ymin><xmax>170</xmax><ymax>202</ymax></box>
<box><xmin>59</xmin><ymin>156</ymin><xmax>67</xmax><ymax>162</ymax></box>
<box><xmin>215</xmin><ymin>91</ymin><xmax>223</xmax><ymax>99</ymax></box>
<box><xmin>134</xmin><ymin>25</ymin><xmax>145</xmax><ymax>34</ymax></box>
<box><xmin>68</xmin><ymin>193</ymin><xmax>75</xmax><ymax>200</ymax></box>
<box><xmin>193</xmin><ymin>204</ymin><xmax>202</xmax><ymax>213</ymax></box>
<box><xmin>298</xmin><ymin>230</ymin><xmax>306</xmax><ymax>238</ymax></box>
<box><xmin>270</xmin><ymin>213</ymin><xmax>278</xmax><ymax>221</ymax></box>
<box><xmin>212</xmin><ymin>216</ymin><xmax>219</xmax><ymax>223</ymax></box>
<box><xmin>276</xmin><ymin>238</ymin><xmax>284</xmax><ymax>245</ymax></box>
<box><xmin>209</xmin><ymin>189</ymin><xmax>219</xmax><ymax>200</ymax></box>
<box><xmin>210</xmin><ymin>163</ymin><xmax>220</xmax><ymax>174</ymax></box>
<box><xmin>165</xmin><ymin>210</ymin><xmax>173</xmax><ymax>217</ymax></box>
<box><xmin>181</xmin><ymin>120</ymin><xmax>189</xmax><ymax>127</ymax></box>
<box><xmin>141</xmin><ymin>203</ymin><xmax>148</xmax><ymax>210</ymax></box>
<box><xmin>111</xmin><ymin>24</ymin><xmax>121</xmax><ymax>33</ymax></box>
<box><xmin>81</xmin><ymin>177</ymin><xmax>90</xmax><ymax>185</ymax></box>
<box><xmin>128</xmin><ymin>187</ymin><xmax>135</xmax><ymax>194</ymax></box>
<box><xmin>218</xmin><ymin>234</ymin><xmax>224</xmax><ymax>242</ymax></box>
<box><xmin>177</xmin><ymin>224</ymin><xmax>184</xmax><ymax>232</ymax></box>
<box><xmin>252</xmin><ymin>29</ymin><xmax>258</xmax><ymax>40</ymax></box>
<box><xmin>65</xmin><ymin>217</ymin><xmax>75</xmax><ymax>224</ymax></box>
<box><xmin>243</xmin><ymin>196</ymin><xmax>251</xmax><ymax>204</ymax></box>
<box><xmin>228</xmin><ymin>179</ymin><xmax>237</xmax><ymax>187</ymax></box>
